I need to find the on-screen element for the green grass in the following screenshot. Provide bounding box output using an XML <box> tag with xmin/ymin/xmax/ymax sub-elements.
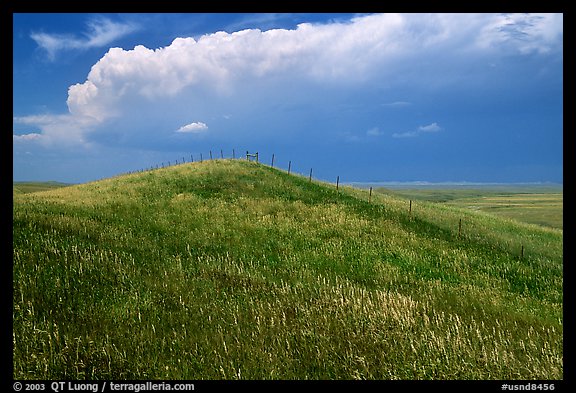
<box><xmin>377</xmin><ymin>187</ymin><xmax>563</xmax><ymax>230</ymax></box>
<box><xmin>13</xmin><ymin>181</ymin><xmax>71</xmax><ymax>195</ymax></box>
<box><xmin>13</xmin><ymin>159</ymin><xmax>563</xmax><ymax>380</ymax></box>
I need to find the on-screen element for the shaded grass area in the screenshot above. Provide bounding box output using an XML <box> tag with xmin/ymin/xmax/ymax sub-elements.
<box><xmin>13</xmin><ymin>160</ymin><xmax>562</xmax><ymax>380</ymax></box>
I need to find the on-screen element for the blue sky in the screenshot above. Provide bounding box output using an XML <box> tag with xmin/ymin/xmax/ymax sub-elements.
<box><xmin>13</xmin><ymin>13</ymin><xmax>563</xmax><ymax>184</ymax></box>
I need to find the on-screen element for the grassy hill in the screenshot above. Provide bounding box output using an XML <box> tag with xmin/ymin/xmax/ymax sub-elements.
<box><xmin>12</xmin><ymin>159</ymin><xmax>563</xmax><ymax>380</ymax></box>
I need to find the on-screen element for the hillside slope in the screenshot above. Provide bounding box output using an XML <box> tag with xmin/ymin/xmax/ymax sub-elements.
<box><xmin>13</xmin><ymin>159</ymin><xmax>563</xmax><ymax>379</ymax></box>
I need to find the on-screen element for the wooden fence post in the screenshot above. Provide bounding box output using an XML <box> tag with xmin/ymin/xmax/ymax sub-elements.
<box><xmin>271</xmin><ymin>154</ymin><xmax>275</xmax><ymax>168</ymax></box>
<box><xmin>221</xmin><ymin>149</ymin><xmax>223</xmax><ymax>159</ymax></box>
<box><xmin>210</xmin><ymin>150</ymin><xmax>213</xmax><ymax>160</ymax></box>
<box><xmin>288</xmin><ymin>160</ymin><xmax>291</xmax><ymax>175</ymax></box>
<box><xmin>369</xmin><ymin>187</ymin><xmax>372</xmax><ymax>203</ymax></box>
<box><xmin>309</xmin><ymin>168</ymin><xmax>313</xmax><ymax>182</ymax></box>
<box><xmin>200</xmin><ymin>153</ymin><xmax>203</xmax><ymax>162</ymax></box>
<box><xmin>409</xmin><ymin>200</ymin><xmax>412</xmax><ymax>217</ymax></box>
<box><xmin>191</xmin><ymin>154</ymin><xmax>194</xmax><ymax>162</ymax></box>
<box><xmin>336</xmin><ymin>176</ymin><xmax>340</xmax><ymax>191</ymax></box>
<box><xmin>233</xmin><ymin>149</ymin><xmax>235</xmax><ymax>159</ymax></box>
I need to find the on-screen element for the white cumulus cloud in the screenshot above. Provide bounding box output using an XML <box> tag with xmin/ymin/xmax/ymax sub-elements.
<box><xmin>64</xmin><ymin>14</ymin><xmax>406</xmax><ymax>123</ymax></box>
<box><xmin>18</xmin><ymin>13</ymin><xmax>561</xmax><ymax>150</ymax></box>
<box><xmin>65</xmin><ymin>13</ymin><xmax>562</xmax><ymax>126</ymax></box>
<box><xmin>13</xmin><ymin>114</ymin><xmax>98</xmax><ymax>147</ymax></box>
<box><xmin>176</xmin><ymin>122</ymin><xmax>208</xmax><ymax>133</ymax></box>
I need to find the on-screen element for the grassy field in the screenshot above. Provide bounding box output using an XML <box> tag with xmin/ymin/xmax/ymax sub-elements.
<box><xmin>13</xmin><ymin>181</ymin><xmax>71</xmax><ymax>195</ymax></box>
<box><xmin>376</xmin><ymin>187</ymin><xmax>563</xmax><ymax>230</ymax></box>
<box><xmin>13</xmin><ymin>159</ymin><xmax>563</xmax><ymax>380</ymax></box>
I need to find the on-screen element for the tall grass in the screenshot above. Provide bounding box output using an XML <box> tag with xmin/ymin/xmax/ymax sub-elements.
<box><xmin>13</xmin><ymin>159</ymin><xmax>562</xmax><ymax>379</ymax></box>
